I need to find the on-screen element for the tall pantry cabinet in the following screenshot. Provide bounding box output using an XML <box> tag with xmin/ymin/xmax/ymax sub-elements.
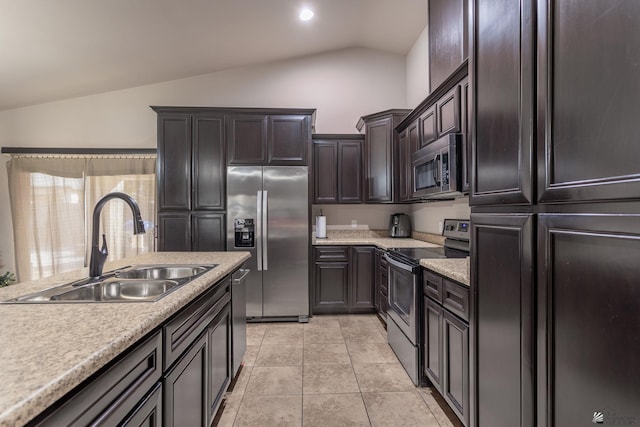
<box><xmin>470</xmin><ymin>1</ymin><xmax>640</xmax><ymax>426</ymax></box>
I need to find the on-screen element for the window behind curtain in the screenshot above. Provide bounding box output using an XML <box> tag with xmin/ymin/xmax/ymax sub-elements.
<box><xmin>7</xmin><ymin>155</ymin><xmax>156</xmax><ymax>282</ymax></box>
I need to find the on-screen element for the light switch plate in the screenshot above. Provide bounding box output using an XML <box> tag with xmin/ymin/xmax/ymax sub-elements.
<box><xmin>351</xmin><ymin>219</ymin><xmax>358</xmax><ymax>228</ymax></box>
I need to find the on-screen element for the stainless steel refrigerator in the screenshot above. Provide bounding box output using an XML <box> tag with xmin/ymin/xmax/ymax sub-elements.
<box><xmin>226</xmin><ymin>166</ymin><xmax>309</xmax><ymax>322</ymax></box>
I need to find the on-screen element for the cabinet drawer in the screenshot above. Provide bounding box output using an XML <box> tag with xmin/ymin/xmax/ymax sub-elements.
<box><xmin>315</xmin><ymin>246</ymin><xmax>349</xmax><ymax>262</ymax></box>
<box><xmin>423</xmin><ymin>270</ymin><xmax>444</xmax><ymax>303</ymax></box>
<box><xmin>443</xmin><ymin>279</ymin><xmax>469</xmax><ymax>322</ymax></box>
<box><xmin>164</xmin><ymin>279</ymin><xmax>231</xmax><ymax>370</ymax></box>
<box><xmin>35</xmin><ymin>331</ymin><xmax>162</xmax><ymax>427</ymax></box>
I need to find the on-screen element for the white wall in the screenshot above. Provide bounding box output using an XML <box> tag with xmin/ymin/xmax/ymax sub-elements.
<box><xmin>406</xmin><ymin>9</ymin><xmax>430</xmax><ymax>107</ymax></box>
<box><xmin>411</xmin><ymin>198</ymin><xmax>471</xmax><ymax>234</ymax></box>
<box><xmin>0</xmin><ymin>47</ymin><xmax>408</xmax><ymax>275</ymax></box>
<box><xmin>311</xmin><ymin>204</ymin><xmax>411</xmax><ymax>231</ymax></box>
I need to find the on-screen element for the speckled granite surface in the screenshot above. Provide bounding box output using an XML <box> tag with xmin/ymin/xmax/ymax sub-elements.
<box><xmin>313</xmin><ymin>230</ymin><xmax>441</xmax><ymax>250</ymax></box>
<box><xmin>0</xmin><ymin>251</ymin><xmax>250</xmax><ymax>427</ymax></box>
<box><xmin>420</xmin><ymin>257</ymin><xmax>470</xmax><ymax>286</ymax></box>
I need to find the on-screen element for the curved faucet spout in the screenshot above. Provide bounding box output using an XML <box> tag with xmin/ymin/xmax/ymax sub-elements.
<box><xmin>89</xmin><ymin>192</ymin><xmax>146</xmax><ymax>278</ymax></box>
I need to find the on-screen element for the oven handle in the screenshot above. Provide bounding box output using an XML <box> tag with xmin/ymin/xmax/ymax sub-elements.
<box><xmin>384</xmin><ymin>253</ymin><xmax>416</xmax><ymax>273</ymax></box>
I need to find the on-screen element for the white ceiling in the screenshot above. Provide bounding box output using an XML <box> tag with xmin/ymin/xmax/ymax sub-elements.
<box><xmin>0</xmin><ymin>0</ymin><xmax>427</xmax><ymax>111</ymax></box>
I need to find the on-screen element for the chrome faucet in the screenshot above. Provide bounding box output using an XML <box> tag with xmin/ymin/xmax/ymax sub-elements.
<box><xmin>89</xmin><ymin>192</ymin><xmax>146</xmax><ymax>278</ymax></box>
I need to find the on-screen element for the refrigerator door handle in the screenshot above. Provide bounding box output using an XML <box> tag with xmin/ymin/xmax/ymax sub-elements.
<box><xmin>262</xmin><ymin>190</ymin><xmax>268</xmax><ymax>270</ymax></box>
<box><xmin>256</xmin><ymin>190</ymin><xmax>263</xmax><ymax>271</ymax></box>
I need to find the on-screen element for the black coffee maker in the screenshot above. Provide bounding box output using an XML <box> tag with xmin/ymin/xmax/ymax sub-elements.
<box><xmin>389</xmin><ymin>213</ymin><xmax>411</xmax><ymax>238</ymax></box>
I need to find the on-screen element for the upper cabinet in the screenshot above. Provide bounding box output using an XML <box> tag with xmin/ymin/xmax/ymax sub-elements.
<box><xmin>429</xmin><ymin>0</ymin><xmax>469</xmax><ymax>90</ymax></box>
<box><xmin>537</xmin><ymin>1</ymin><xmax>640</xmax><ymax>203</ymax></box>
<box><xmin>313</xmin><ymin>134</ymin><xmax>364</xmax><ymax>204</ymax></box>
<box><xmin>357</xmin><ymin>110</ymin><xmax>411</xmax><ymax>203</ymax></box>
<box><xmin>227</xmin><ymin>112</ymin><xmax>313</xmax><ymax>166</ymax></box>
<box><xmin>155</xmin><ymin>112</ymin><xmax>225</xmax><ymax>212</ymax></box>
<box><xmin>469</xmin><ymin>0</ymin><xmax>535</xmax><ymax>206</ymax></box>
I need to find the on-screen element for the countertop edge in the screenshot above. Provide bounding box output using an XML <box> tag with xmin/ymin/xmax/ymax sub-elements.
<box><xmin>0</xmin><ymin>251</ymin><xmax>250</xmax><ymax>427</ymax></box>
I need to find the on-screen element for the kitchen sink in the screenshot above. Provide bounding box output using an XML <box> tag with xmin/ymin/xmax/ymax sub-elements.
<box><xmin>2</xmin><ymin>264</ymin><xmax>217</xmax><ymax>304</ymax></box>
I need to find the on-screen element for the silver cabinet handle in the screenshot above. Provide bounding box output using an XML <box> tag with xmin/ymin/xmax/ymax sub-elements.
<box><xmin>256</xmin><ymin>191</ymin><xmax>262</xmax><ymax>271</ymax></box>
<box><xmin>262</xmin><ymin>190</ymin><xmax>268</xmax><ymax>271</ymax></box>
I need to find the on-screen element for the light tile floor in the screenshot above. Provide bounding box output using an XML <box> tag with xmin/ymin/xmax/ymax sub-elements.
<box><xmin>217</xmin><ymin>314</ymin><xmax>462</xmax><ymax>427</ymax></box>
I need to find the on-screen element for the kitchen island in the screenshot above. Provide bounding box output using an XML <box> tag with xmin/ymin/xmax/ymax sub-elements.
<box><xmin>0</xmin><ymin>251</ymin><xmax>250</xmax><ymax>427</ymax></box>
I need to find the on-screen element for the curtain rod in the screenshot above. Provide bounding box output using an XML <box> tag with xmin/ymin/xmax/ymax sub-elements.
<box><xmin>2</xmin><ymin>147</ymin><xmax>156</xmax><ymax>155</ymax></box>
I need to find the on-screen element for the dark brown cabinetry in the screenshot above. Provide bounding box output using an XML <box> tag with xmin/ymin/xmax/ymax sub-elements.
<box><xmin>538</xmin><ymin>214</ymin><xmax>640</xmax><ymax>427</ymax></box>
<box><xmin>312</xmin><ymin>134</ymin><xmax>363</xmax><ymax>204</ymax></box>
<box><xmin>470</xmin><ymin>214</ymin><xmax>534</xmax><ymax>427</ymax></box>
<box><xmin>313</xmin><ymin>246</ymin><xmax>376</xmax><ymax>314</ymax></box>
<box><xmin>469</xmin><ymin>0</ymin><xmax>534</xmax><ymax>206</ymax></box>
<box><xmin>227</xmin><ymin>114</ymin><xmax>312</xmax><ymax>166</ymax></box>
<box><xmin>374</xmin><ymin>248</ymin><xmax>389</xmax><ymax>323</ymax></box>
<box><xmin>537</xmin><ymin>1</ymin><xmax>640</xmax><ymax>203</ymax></box>
<box><xmin>357</xmin><ymin>110</ymin><xmax>411</xmax><ymax>203</ymax></box>
<box><xmin>422</xmin><ymin>269</ymin><xmax>470</xmax><ymax>426</ymax></box>
<box><xmin>158</xmin><ymin>212</ymin><xmax>225</xmax><ymax>251</ymax></box>
<box><xmin>419</xmin><ymin>106</ymin><xmax>437</xmax><ymax>148</ymax></box>
<box><xmin>429</xmin><ymin>0</ymin><xmax>469</xmax><ymax>90</ymax></box>
<box><xmin>154</xmin><ymin>108</ymin><xmax>227</xmax><ymax>251</ymax></box>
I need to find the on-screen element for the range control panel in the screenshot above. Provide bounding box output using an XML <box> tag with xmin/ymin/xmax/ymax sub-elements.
<box><xmin>234</xmin><ymin>218</ymin><xmax>255</xmax><ymax>248</ymax></box>
<box><xmin>442</xmin><ymin>219</ymin><xmax>470</xmax><ymax>242</ymax></box>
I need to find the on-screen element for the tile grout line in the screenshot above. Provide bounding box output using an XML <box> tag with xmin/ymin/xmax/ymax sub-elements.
<box><xmin>340</xmin><ymin>317</ymin><xmax>374</xmax><ymax>427</ymax></box>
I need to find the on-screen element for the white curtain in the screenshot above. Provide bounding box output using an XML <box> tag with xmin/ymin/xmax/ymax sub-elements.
<box><xmin>7</xmin><ymin>155</ymin><xmax>156</xmax><ymax>282</ymax></box>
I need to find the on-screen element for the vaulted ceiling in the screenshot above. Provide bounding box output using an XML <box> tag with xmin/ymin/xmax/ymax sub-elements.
<box><xmin>0</xmin><ymin>0</ymin><xmax>427</xmax><ymax>111</ymax></box>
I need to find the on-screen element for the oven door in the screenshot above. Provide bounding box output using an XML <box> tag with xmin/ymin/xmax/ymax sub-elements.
<box><xmin>385</xmin><ymin>254</ymin><xmax>419</xmax><ymax>345</ymax></box>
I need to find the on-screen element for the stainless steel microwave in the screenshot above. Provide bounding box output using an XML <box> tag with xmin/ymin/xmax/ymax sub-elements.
<box><xmin>411</xmin><ymin>133</ymin><xmax>462</xmax><ymax>199</ymax></box>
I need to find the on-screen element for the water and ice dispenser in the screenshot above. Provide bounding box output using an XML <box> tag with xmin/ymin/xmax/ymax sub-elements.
<box><xmin>234</xmin><ymin>218</ymin><xmax>255</xmax><ymax>248</ymax></box>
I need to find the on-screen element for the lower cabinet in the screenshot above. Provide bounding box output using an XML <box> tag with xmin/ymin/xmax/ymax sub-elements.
<box><xmin>158</xmin><ymin>212</ymin><xmax>226</xmax><ymax>251</ymax></box>
<box><xmin>313</xmin><ymin>246</ymin><xmax>375</xmax><ymax>314</ymax></box>
<box><xmin>30</xmin><ymin>271</ymin><xmax>237</xmax><ymax>427</ymax></box>
<box><xmin>422</xmin><ymin>269</ymin><xmax>469</xmax><ymax>426</ymax></box>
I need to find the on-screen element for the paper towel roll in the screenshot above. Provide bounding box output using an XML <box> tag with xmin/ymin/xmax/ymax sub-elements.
<box><xmin>316</xmin><ymin>215</ymin><xmax>327</xmax><ymax>238</ymax></box>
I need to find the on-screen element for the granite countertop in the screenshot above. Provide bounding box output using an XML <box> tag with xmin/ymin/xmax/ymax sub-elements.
<box><xmin>0</xmin><ymin>251</ymin><xmax>250</xmax><ymax>427</ymax></box>
<box><xmin>312</xmin><ymin>230</ymin><xmax>442</xmax><ymax>250</ymax></box>
<box><xmin>420</xmin><ymin>257</ymin><xmax>470</xmax><ymax>287</ymax></box>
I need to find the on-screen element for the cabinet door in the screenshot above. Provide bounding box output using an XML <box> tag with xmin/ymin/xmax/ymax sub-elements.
<box><xmin>443</xmin><ymin>310</ymin><xmax>469</xmax><ymax>425</ymax></box>
<box><xmin>397</xmin><ymin>129</ymin><xmax>411</xmax><ymax>202</ymax></box>
<box><xmin>338</xmin><ymin>140</ymin><xmax>363</xmax><ymax>203</ymax></box>
<box><xmin>192</xmin><ymin>213</ymin><xmax>226</xmax><ymax>251</ymax></box>
<box><xmin>207</xmin><ymin>304</ymin><xmax>231</xmax><ymax>424</ymax></box>
<box><xmin>470</xmin><ymin>0</ymin><xmax>535</xmax><ymax>206</ymax></box>
<box><xmin>460</xmin><ymin>76</ymin><xmax>470</xmax><ymax>193</ymax></box>
<box><xmin>120</xmin><ymin>384</ymin><xmax>162</xmax><ymax>427</ymax></box>
<box><xmin>158</xmin><ymin>212</ymin><xmax>191</xmax><ymax>251</ymax></box>
<box><xmin>471</xmin><ymin>214</ymin><xmax>534</xmax><ymax>427</ymax></box>
<box><xmin>158</xmin><ymin>114</ymin><xmax>191</xmax><ymax>210</ymax></box>
<box><xmin>379</xmin><ymin>258</ymin><xmax>388</xmax><ymax>322</ymax></box>
<box><xmin>313</xmin><ymin>262</ymin><xmax>349</xmax><ymax>314</ymax></box>
<box><xmin>192</xmin><ymin>115</ymin><xmax>225</xmax><ymax>210</ymax></box>
<box><xmin>429</xmin><ymin>0</ymin><xmax>468</xmax><ymax>90</ymax></box>
<box><xmin>538</xmin><ymin>214</ymin><xmax>640</xmax><ymax>427</ymax></box>
<box><xmin>350</xmin><ymin>246</ymin><xmax>375</xmax><ymax>312</ymax></box>
<box><xmin>537</xmin><ymin>1</ymin><xmax>640</xmax><ymax>203</ymax></box>
<box><xmin>226</xmin><ymin>115</ymin><xmax>268</xmax><ymax>165</ymax></box>
<box><xmin>364</xmin><ymin>117</ymin><xmax>393</xmax><ymax>202</ymax></box>
<box><xmin>419</xmin><ymin>106</ymin><xmax>438</xmax><ymax>148</ymax></box>
<box><xmin>437</xmin><ymin>85</ymin><xmax>461</xmax><ymax>136</ymax></box>
<box><xmin>313</xmin><ymin>140</ymin><xmax>338</xmax><ymax>204</ymax></box>
<box><xmin>424</xmin><ymin>297</ymin><xmax>443</xmax><ymax>390</ymax></box>
<box><xmin>164</xmin><ymin>332</ymin><xmax>207</xmax><ymax>427</ymax></box>
<box><xmin>268</xmin><ymin>115</ymin><xmax>309</xmax><ymax>165</ymax></box>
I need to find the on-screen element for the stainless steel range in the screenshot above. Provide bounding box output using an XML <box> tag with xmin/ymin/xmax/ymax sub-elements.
<box><xmin>385</xmin><ymin>219</ymin><xmax>470</xmax><ymax>385</ymax></box>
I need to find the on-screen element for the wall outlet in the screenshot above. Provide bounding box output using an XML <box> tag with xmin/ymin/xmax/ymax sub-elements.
<box><xmin>351</xmin><ymin>219</ymin><xmax>358</xmax><ymax>228</ymax></box>
<box><xmin>438</xmin><ymin>221</ymin><xmax>444</xmax><ymax>233</ymax></box>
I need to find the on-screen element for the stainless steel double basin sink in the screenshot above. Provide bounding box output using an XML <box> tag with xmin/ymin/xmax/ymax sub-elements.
<box><xmin>2</xmin><ymin>264</ymin><xmax>217</xmax><ymax>304</ymax></box>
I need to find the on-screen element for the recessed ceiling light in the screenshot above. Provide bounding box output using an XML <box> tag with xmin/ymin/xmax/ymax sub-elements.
<box><xmin>299</xmin><ymin>8</ymin><xmax>314</xmax><ymax>21</ymax></box>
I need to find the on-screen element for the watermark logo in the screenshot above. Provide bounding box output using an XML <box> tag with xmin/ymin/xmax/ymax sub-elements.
<box><xmin>593</xmin><ymin>411</ymin><xmax>604</xmax><ymax>424</ymax></box>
